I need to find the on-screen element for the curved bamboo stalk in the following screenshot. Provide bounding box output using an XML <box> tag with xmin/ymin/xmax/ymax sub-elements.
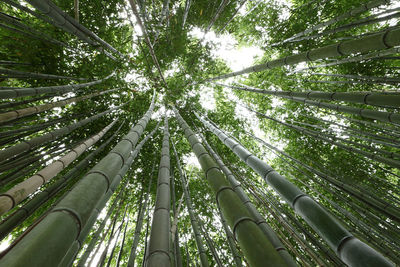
<box><xmin>0</xmin><ymin>94</ymin><xmax>155</xmax><ymax>266</ymax></box>
<box><xmin>146</xmin><ymin>115</ymin><xmax>171</xmax><ymax>267</ymax></box>
<box><xmin>0</xmin><ymin>102</ymin><xmax>127</xmax><ymax>163</ymax></box>
<box><xmin>0</xmin><ymin>72</ymin><xmax>114</xmax><ymax>99</ymax></box>
<box><xmin>196</xmin><ymin>112</ymin><xmax>394</xmax><ymax>267</ymax></box>
<box><xmin>173</xmin><ymin>106</ymin><xmax>288</xmax><ymax>267</ymax></box>
<box><xmin>200</xmin><ymin>134</ymin><xmax>297</xmax><ymax>267</ymax></box>
<box><xmin>0</xmin><ymin>88</ymin><xmax>120</xmax><ymax>123</ymax></box>
<box><xmin>0</xmin><ymin>120</ymin><xmax>117</xmax><ymax>215</ymax></box>
<box><xmin>0</xmin><ymin>123</ymin><xmax>123</xmax><ymax>240</ymax></box>
<box><xmin>209</xmin><ymin>25</ymin><xmax>400</xmax><ymax>80</ymax></box>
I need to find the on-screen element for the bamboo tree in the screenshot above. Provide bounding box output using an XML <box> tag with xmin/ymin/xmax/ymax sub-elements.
<box><xmin>206</xmin><ymin>0</ymin><xmax>230</xmax><ymax>32</ymax></box>
<box><xmin>169</xmin><ymin>165</ymin><xmax>183</xmax><ymax>267</ymax></box>
<box><xmin>0</xmin><ymin>88</ymin><xmax>120</xmax><ymax>123</ymax></box>
<box><xmin>173</xmin><ymin>141</ymin><xmax>209</xmax><ymax>267</ymax></box>
<box><xmin>200</xmin><ymin>133</ymin><xmax>297</xmax><ymax>267</ymax></box>
<box><xmin>210</xmin><ymin>26</ymin><xmax>400</xmax><ymax>80</ymax></box>
<box><xmin>305</xmin><ymin>72</ymin><xmax>400</xmax><ymax>83</ymax></box>
<box><xmin>0</xmin><ymin>120</ymin><xmax>117</xmax><ymax>215</ymax></box>
<box><xmin>0</xmin><ymin>93</ymin><xmax>155</xmax><ymax>266</ymax></box>
<box><xmin>0</xmin><ymin>72</ymin><xmax>113</xmax><ymax>99</ymax></box>
<box><xmin>146</xmin><ymin>115</ymin><xmax>171</xmax><ymax>267</ymax></box>
<box><xmin>0</xmin><ymin>123</ymin><xmax>123</xmax><ymax>240</ymax></box>
<box><xmin>0</xmin><ymin>67</ymin><xmax>87</xmax><ymax>80</ymax></box>
<box><xmin>0</xmin><ymin>102</ymin><xmax>127</xmax><ymax>162</ymax></box>
<box><xmin>182</xmin><ymin>0</ymin><xmax>192</xmax><ymax>28</ymax></box>
<box><xmin>218</xmin><ymin>0</ymin><xmax>248</xmax><ymax>33</ymax></box>
<box><xmin>127</xmin><ymin>159</ymin><xmax>155</xmax><ymax>267</ymax></box>
<box><xmin>196</xmin><ymin>112</ymin><xmax>394</xmax><ymax>267</ymax></box>
<box><xmin>173</xmin><ymin>106</ymin><xmax>288</xmax><ymax>267</ymax></box>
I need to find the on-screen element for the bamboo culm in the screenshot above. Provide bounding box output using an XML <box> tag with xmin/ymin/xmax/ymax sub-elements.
<box><xmin>195</xmin><ymin>112</ymin><xmax>394</xmax><ymax>267</ymax></box>
<box><xmin>0</xmin><ymin>93</ymin><xmax>155</xmax><ymax>266</ymax></box>
<box><xmin>174</xmin><ymin>106</ymin><xmax>289</xmax><ymax>267</ymax></box>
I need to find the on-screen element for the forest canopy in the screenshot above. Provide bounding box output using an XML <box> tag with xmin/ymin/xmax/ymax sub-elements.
<box><xmin>0</xmin><ymin>0</ymin><xmax>399</xmax><ymax>266</ymax></box>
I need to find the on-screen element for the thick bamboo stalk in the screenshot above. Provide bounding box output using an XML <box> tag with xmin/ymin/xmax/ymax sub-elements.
<box><xmin>200</xmin><ymin>134</ymin><xmax>297</xmax><ymax>267</ymax></box>
<box><xmin>173</xmin><ymin>106</ymin><xmax>288</xmax><ymax>267</ymax></box>
<box><xmin>0</xmin><ymin>120</ymin><xmax>117</xmax><ymax>215</ymax></box>
<box><xmin>0</xmin><ymin>88</ymin><xmax>120</xmax><ymax>123</ymax></box>
<box><xmin>169</xmin><ymin>165</ymin><xmax>183</xmax><ymax>267</ymax></box>
<box><xmin>307</xmin><ymin>72</ymin><xmax>400</xmax><ymax>83</ymax></box>
<box><xmin>147</xmin><ymin>116</ymin><xmax>171</xmax><ymax>267</ymax></box>
<box><xmin>0</xmin><ymin>72</ymin><xmax>113</xmax><ymax>99</ymax></box>
<box><xmin>196</xmin><ymin>112</ymin><xmax>394</xmax><ymax>267</ymax></box>
<box><xmin>0</xmin><ymin>94</ymin><xmax>155</xmax><ymax>266</ymax></box>
<box><xmin>0</xmin><ymin>102</ymin><xmax>127</xmax><ymax>163</ymax></box>
<box><xmin>0</xmin><ymin>123</ymin><xmax>122</xmax><ymax>240</ymax></box>
<box><xmin>210</xmin><ymin>25</ymin><xmax>400</xmax><ymax>80</ymax></box>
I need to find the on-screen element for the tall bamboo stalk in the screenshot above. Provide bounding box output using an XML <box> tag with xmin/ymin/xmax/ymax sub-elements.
<box><xmin>196</xmin><ymin>112</ymin><xmax>394</xmax><ymax>267</ymax></box>
<box><xmin>0</xmin><ymin>94</ymin><xmax>155</xmax><ymax>266</ymax></box>
<box><xmin>146</xmin><ymin>115</ymin><xmax>171</xmax><ymax>267</ymax></box>
<box><xmin>173</xmin><ymin>106</ymin><xmax>288</xmax><ymax>267</ymax></box>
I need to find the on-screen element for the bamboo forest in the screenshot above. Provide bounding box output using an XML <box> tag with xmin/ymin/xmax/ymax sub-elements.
<box><xmin>0</xmin><ymin>0</ymin><xmax>400</xmax><ymax>266</ymax></box>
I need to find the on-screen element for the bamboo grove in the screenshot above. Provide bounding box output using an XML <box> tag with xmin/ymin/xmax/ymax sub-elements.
<box><xmin>0</xmin><ymin>0</ymin><xmax>399</xmax><ymax>266</ymax></box>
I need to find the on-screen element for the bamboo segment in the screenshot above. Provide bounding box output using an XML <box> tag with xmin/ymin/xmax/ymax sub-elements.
<box><xmin>173</xmin><ymin>106</ymin><xmax>288</xmax><ymax>267</ymax></box>
<box><xmin>0</xmin><ymin>67</ymin><xmax>87</xmax><ymax>81</ymax></box>
<box><xmin>147</xmin><ymin>116</ymin><xmax>171</xmax><ymax>267</ymax></box>
<box><xmin>196</xmin><ymin>112</ymin><xmax>394</xmax><ymax>267</ymax></box>
<box><xmin>0</xmin><ymin>102</ymin><xmax>128</xmax><ymax>163</ymax></box>
<box><xmin>0</xmin><ymin>88</ymin><xmax>120</xmax><ymax>123</ymax></box>
<box><xmin>0</xmin><ymin>94</ymin><xmax>155</xmax><ymax>266</ymax></box>
<box><xmin>210</xmin><ymin>25</ymin><xmax>400</xmax><ymax>80</ymax></box>
<box><xmin>0</xmin><ymin>120</ymin><xmax>117</xmax><ymax>215</ymax></box>
<box><xmin>0</xmin><ymin>72</ymin><xmax>114</xmax><ymax>99</ymax></box>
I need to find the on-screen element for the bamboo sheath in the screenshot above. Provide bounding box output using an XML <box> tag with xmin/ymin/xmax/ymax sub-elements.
<box><xmin>0</xmin><ymin>102</ymin><xmax>128</xmax><ymax>163</ymax></box>
<box><xmin>0</xmin><ymin>123</ymin><xmax>123</xmax><ymax>240</ymax></box>
<box><xmin>210</xmin><ymin>24</ymin><xmax>400</xmax><ymax>80</ymax></box>
<box><xmin>0</xmin><ymin>88</ymin><xmax>120</xmax><ymax>123</ymax></box>
<box><xmin>0</xmin><ymin>94</ymin><xmax>155</xmax><ymax>266</ymax></box>
<box><xmin>223</xmin><ymin>83</ymin><xmax>400</xmax><ymax>124</ymax></box>
<box><xmin>147</xmin><ymin>116</ymin><xmax>171</xmax><ymax>267</ymax></box>
<box><xmin>0</xmin><ymin>120</ymin><xmax>117</xmax><ymax>215</ymax></box>
<box><xmin>173</xmin><ymin>106</ymin><xmax>288</xmax><ymax>267</ymax></box>
<box><xmin>0</xmin><ymin>72</ymin><xmax>114</xmax><ymax>99</ymax></box>
<box><xmin>196</xmin><ymin>113</ymin><xmax>394</xmax><ymax>267</ymax></box>
<box><xmin>201</xmin><ymin>134</ymin><xmax>297</xmax><ymax>267</ymax></box>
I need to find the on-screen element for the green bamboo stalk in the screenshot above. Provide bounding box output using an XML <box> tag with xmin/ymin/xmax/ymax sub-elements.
<box><xmin>306</xmin><ymin>72</ymin><xmax>400</xmax><ymax>83</ymax></box>
<box><xmin>127</xmin><ymin>160</ymin><xmax>155</xmax><ymax>267</ymax></box>
<box><xmin>173</xmin><ymin>106</ymin><xmax>288</xmax><ymax>267</ymax></box>
<box><xmin>206</xmin><ymin>0</ymin><xmax>230</xmax><ymax>32</ymax></box>
<box><xmin>0</xmin><ymin>123</ymin><xmax>122</xmax><ymax>240</ymax></box>
<box><xmin>217</xmin><ymin>0</ymin><xmax>248</xmax><ymax>33</ymax></box>
<box><xmin>0</xmin><ymin>88</ymin><xmax>120</xmax><ymax>123</ymax></box>
<box><xmin>146</xmin><ymin>115</ymin><xmax>171</xmax><ymax>267</ymax></box>
<box><xmin>210</xmin><ymin>25</ymin><xmax>400</xmax><ymax>80</ymax></box>
<box><xmin>0</xmin><ymin>102</ymin><xmax>127</xmax><ymax>163</ymax></box>
<box><xmin>0</xmin><ymin>67</ymin><xmax>87</xmax><ymax>81</ymax></box>
<box><xmin>196</xmin><ymin>112</ymin><xmax>394</xmax><ymax>267</ymax></box>
<box><xmin>0</xmin><ymin>72</ymin><xmax>113</xmax><ymax>99</ymax></box>
<box><xmin>0</xmin><ymin>94</ymin><xmax>155</xmax><ymax>266</ymax></box>
<box><xmin>182</xmin><ymin>0</ymin><xmax>192</xmax><ymax>28</ymax></box>
<box><xmin>200</xmin><ymin>134</ymin><xmax>297</xmax><ymax>267</ymax></box>
<box><xmin>169</xmin><ymin>165</ymin><xmax>183</xmax><ymax>267</ymax></box>
<box><xmin>0</xmin><ymin>120</ymin><xmax>117</xmax><ymax>215</ymax></box>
